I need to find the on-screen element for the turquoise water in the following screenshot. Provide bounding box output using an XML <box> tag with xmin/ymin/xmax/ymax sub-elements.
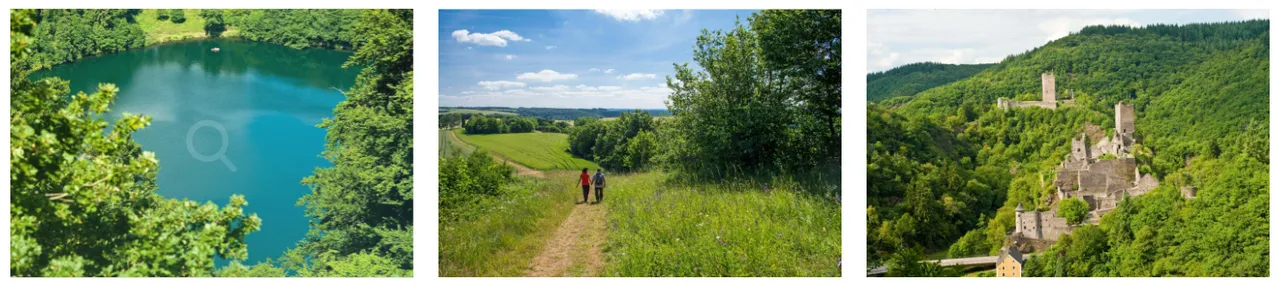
<box><xmin>30</xmin><ymin>38</ymin><xmax>360</xmax><ymax>264</ymax></box>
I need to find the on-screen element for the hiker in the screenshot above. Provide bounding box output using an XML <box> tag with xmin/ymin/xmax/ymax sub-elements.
<box><xmin>592</xmin><ymin>168</ymin><xmax>606</xmax><ymax>203</ymax></box>
<box><xmin>579</xmin><ymin>168</ymin><xmax>591</xmax><ymax>203</ymax></box>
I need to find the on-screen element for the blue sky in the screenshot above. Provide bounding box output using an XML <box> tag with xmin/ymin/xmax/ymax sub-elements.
<box><xmin>439</xmin><ymin>9</ymin><xmax>756</xmax><ymax>109</ymax></box>
<box><xmin>868</xmin><ymin>9</ymin><xmax>1270</xmax><ymax>73</ymax></box>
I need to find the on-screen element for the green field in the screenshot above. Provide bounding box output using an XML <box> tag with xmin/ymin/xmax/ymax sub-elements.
<box><xmin>136</xmin><ymin>9</ymin><xmax>239</xmax><ymax>44</ymax></box>
<box><xmin>453</xmin><ymin>129</ymin><xmax>599</xmax><ymax>170</ymax></box>
<box><xmin>441</xmin><ymin>108</ymin><xmax>518</xmax><ymax>116</ymax></box>
<box><xmin>602</xmin><ymin>172</ymin><xmax>841</xmax><ymax>276</ymax></box>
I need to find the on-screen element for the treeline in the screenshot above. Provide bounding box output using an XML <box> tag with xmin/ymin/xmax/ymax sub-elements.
<box><xmin>869</xmin><ymin>20</ymin><xmax>1269</xmax><ymax>276</ymax></box>
<box><xmin>568</xmin><ymin>111</ymin><xmax>660</xmax><ymax>171</ymax></box>
<box><xmin>227</xmin><ymin>9</ymin><xmax>363</xmax><ymax>50</ymax></box>
<box><xmin>441</xmin><ymin>107</ymin><xmax>670</xmax><ymax>121</ymax></box>
<box><xmin>459</xmin><ymin>114</ymin><xmax>570</xmax><ymax>134</ymax></box>
<box><xmin>20</xmin><ymin>9</ymin><xmax>146</xmax><ymax>70</ymax></box>
<box><xmin>867</xmin><ymin>62</ymin><xmax>993</xmax><ymax>103</ymax></box>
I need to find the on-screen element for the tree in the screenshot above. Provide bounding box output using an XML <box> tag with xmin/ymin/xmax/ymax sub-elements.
<box><xmin>199</xmin><ymin>9</ymin><xmax>226</xmax><ymax>37</ymax></box>
<box><xmin>155</xmin><ymin>9</ymin><xmax>169</xmax><ymax>20</ymax></box>
<box><xmin>168</xmin><ymin>9</ymin><xmax>186</xmax><ymax>23</ymax></box>
<box><xmin>10</xmin><ymin>10</ymin><xmax>260</xmax><ymax>277</ymax></box>
<box><xmin>288</xmin><ymin>9</ymin><xmax>413</xmax><ymax>277</ymax></box>
<box><xmin>666</xmin><ymin>10</ymin><xmax>841</xmax><ymax>177</ymax></box>
<box><xmin>1058</xmin><ymin>198</ymin><xmax>1090</xmax><ymax>225</ymax></box>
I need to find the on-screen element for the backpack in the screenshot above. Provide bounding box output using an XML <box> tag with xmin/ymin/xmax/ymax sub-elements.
<box><xmin>593</xmin><ymin>173</ymin><xmax>605</xmax><ymax>187</ymax></box>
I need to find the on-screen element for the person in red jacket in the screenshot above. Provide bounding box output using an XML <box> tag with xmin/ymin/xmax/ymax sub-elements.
<box><xmin>579</xmin><ymin>168</ymin><xmax>590</xmax><ymax>203</ymax></box>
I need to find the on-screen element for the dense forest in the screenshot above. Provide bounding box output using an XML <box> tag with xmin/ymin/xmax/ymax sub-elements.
<box><xmin>866</xmin><ymin>62</ymin><xmax>993</xmax><ymax>103</ymax></box>
<box><xmin>868</xmin><ymin>20</ymin><xmax>1268</xmax><ymax>276</ymax></box>
<box><xmin>10</xmin><ymin>9</ymin><xmax>413</xmax><ymax>277</ymax></box>
<box><xmin>567</xmin><ymin>111</ymin><xmax>661</xmax><ymax>171</ymax></box>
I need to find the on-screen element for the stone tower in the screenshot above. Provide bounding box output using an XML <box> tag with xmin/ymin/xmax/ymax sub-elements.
<box><xmin>1014</xmin><ymin>203</ymin><xmax>1025</xmax><ymax>235</ymax></box>
<box><xmin>1042</xmin><ymin>72</ymin><xmax>1056</xmax><ymax>102</ymax></box>
<box><xmin>1071</xmin><ymin>133</ymin><xmax>1090</xmax><ymax>161</ymax></box>
<box><xmin>1115</xmin><ymin>101</ymin><xmax>1135</xmax><ymax>137</ymax></box>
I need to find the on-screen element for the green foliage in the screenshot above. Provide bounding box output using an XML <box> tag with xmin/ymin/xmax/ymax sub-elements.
<box><xmin>233</xmin><ymin>9</ymin><xmax>363</xmax><ymax>50</ymax></box>
<box><xmin>455</xmin><ymin>129</ymin><xmax>600</xmax><ymax>170</ymax></box>
<box><xmin>568</xmin><ymin>110</ymin><xmax>659</xmax><ymax>171</ymax></box>
<box><xmin>439</xmin><ymin>150</ymin><xmax>515</xmax><ymax>221</ymax></box>
<box><xmin>168</xmin><ymin>9</ymin><xmax>186</xmax><ymax>24</ymax></box>
<box><xmin>867</xmin><ymin>62</ymin><xmax>993</xmax><ymax>102</ymax></box>
<box><xmin>869</xmin><ymin>19</ymin><xmax>1269</xmax><ymax>276</ymax></box>
<box><xmin>884</xmin><ymin>247</ymin><xmax>957</xmax><ymax>277</ymax></box>
<box><xmin>289</xmin><ymin>9</ymin><xmax>413</xmax><ymax>277</ymax></box>
<box><xmin>947</xmin><ymin>227</ymin><xmax>992</xmax><ymax>258</ymax></box>
<box><xmin>462</xmin><ymin>114</ymin><xmax>538</xmax><ymax>134</ymax></box>
<box><xmin>1058</xmin><ymin>197</ymin><xmax>1090</xmax><ymax>225</ymax></box>
<box><xmin>155</xmin><ymin>9</ymin><xmax>168</xmax><ymax>20</ymax></box>
<box><xmin>665</xmin><ymin>10</ymin><xmax>840</xmax><ymax>177</ymax></box>
<box><xmin>21</xmin><ymin>9</ymin><xmax>146</xmax><ymax>70</ymax></box>
<box><xmin>10</xmin><ymin>10</ymin><xmax>260</xmax><ymax>276</ymax></box>
<box><xmin>198</xmin><ymin>9</ymin><xmax>226</xmax><ymax>37</ymax></box>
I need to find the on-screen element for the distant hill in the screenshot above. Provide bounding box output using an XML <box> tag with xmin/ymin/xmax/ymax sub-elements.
<box><xmin>440</xmin><ymin>106</ymin><xmax>670</xmax><ymax>120</ymax></box>
<box><xmin>866</xmin><ymin>62</ymin><xmax>993</xmax><ymax>102</ymax></box>
<box><xmin>867</xmin><ymin>20</ymin><xmax>1268</xmax><ymax>276</ymax></box>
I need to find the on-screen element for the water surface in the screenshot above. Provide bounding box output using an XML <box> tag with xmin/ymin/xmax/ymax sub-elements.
<box><xmin>31</xmin><ymin>38</ymin><xmax>360</xmax><ymax>264</ymax></box>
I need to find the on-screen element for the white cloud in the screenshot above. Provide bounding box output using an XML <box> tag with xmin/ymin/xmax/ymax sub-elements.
<box><xmin>619</xmin><ymin>73</ymin><xmax>657</xmax><ymax>80</ymax></box>
<box><xmin>595</xmin><ymin>10</ymin><xmax>665</xmax><ymax>22</ymax></box>
<box><xmin>604</xmin><ymin>69</ymin><xmax>615</xmax><ymax>74</ymax></box>
<box><xmin>531</xmin><ymin>85</ymin><xmax>571</xmax><ymax>92</ymax></box>
<box><xmin>546</xmin><ymin>45</ymin><xmax>557</xmax><ymax>50</ymax></box>
<box><xmin>516</xmin><ymin>70</ymin><xmax>579</xmax><ymax>82</ymax></box>
<box><xmin>1039</xmin><ymin>17</ymin><xmax>1140</xmax><ymax>43</ymax></box>
<box><xmin>1233</xmin><ymin>9</ymin><xmax>1269</xmax><ymax>20</ymax></box>
<box><xmin>477</xmin><ymin>80</ymin><xmax>526</xmax><ymax>90</ymax></box>
<box><xmin>452</xmin><ymin>29</ymin><xmax>531</xmax><ymax>47</ymax></box>
<box><xmin>588</xmin><ymin>68</ymin><xmax>600</xmax><ymax>72</ymax></box>
<box><xmin>503</xmin><ymin>54</ymin><xmax>517</xmax><ymax>60</ymax></box>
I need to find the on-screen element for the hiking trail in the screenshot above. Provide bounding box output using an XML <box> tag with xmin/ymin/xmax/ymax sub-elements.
<box><xmin>526</xmin><ymin>199</ymin><xmax>607</xmax><ymax>276</ymax></box>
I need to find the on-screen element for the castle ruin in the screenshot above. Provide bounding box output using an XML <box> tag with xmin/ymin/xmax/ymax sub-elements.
<box><xmin>997</xmin><ymin>72</ymin><xmax>1062</xmax><ymax>111</ymax></box>
<box><xmin>1011</xmin><ymin>101</ymin><xmax>1158</xmax><ymax>244</ymax></box>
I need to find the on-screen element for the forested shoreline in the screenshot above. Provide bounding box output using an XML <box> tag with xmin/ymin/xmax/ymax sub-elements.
<box><xmin>868</xmin><ymin>20</ymin><xmax>1268</xmax><ymax>276</ymax></box>
<box><xmin>10</xmin><ymin>9</ymin><xmax>414</xmax><ymax>277</ymax></box>
<box><xmin>18</xmin><ymin>9</ymin><xmax>364</xmax><ymax>72</ymax></box>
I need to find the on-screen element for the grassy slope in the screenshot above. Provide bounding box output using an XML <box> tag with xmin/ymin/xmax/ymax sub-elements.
<box><xmin>439</xmin><ymin>171</ymin><xmax>580</xmax><ymax>276</ymax></box>
<box><xmin>438</xmin><ymin>128</ymin><xmax>475</xmax><ymax>157</ymax></box>
<box><xmin>136</xmin><ymin>9</ymin><xmax>239</xmax><ymax>44</ymax></box>
<box><xmin>603</xmin><ymin>172</ymin><xmax>841</xmax><ymax>276</ymax></box>
<box><xmin>453</xmin><ymin>129</ymin><xmax>600</xmax><ymax>170</ymax></box>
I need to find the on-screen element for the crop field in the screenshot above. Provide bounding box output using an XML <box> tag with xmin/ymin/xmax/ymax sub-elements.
<box><xmin>453</xmin><ymin>129</ymin><xmax>600</xmax><ymax>170</ymax></box>
<box><xmin>602</xmin><ymin>172</ymin><xmax>842</xmax><ymax>276</ymax></box>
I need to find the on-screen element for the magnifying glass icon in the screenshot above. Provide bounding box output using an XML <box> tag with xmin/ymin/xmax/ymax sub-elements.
<box><xmin>186</xmin><ymin>120</ymin><xmax>236</xmax><ymax>172</ymax></box>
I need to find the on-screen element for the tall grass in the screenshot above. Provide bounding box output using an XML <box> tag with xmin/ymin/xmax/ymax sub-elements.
<box><xmin>438</xmin><ymin>171</ymin><xmax>578</xmax><ymax>276</ymax></box>
<box><xmin>454</xmin><ymin>129</ymin><xmax>600</xmax><ymax>170</ymax></box>
<box><xmin>603</xmin><ymin>172</ymin><xmax>842</xmax><ymax>276</ymax></box>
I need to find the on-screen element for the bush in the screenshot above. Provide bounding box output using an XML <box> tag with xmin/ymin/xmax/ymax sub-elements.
<box><xmin>168</xmin><ymin>9</ymin><xmax>186</xmax><ymax>23</ymax></box>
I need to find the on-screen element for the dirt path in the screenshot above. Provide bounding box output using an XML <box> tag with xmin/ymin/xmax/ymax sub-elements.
<box><xmin>448</xmin><ymin>130</ymin><xmax>543</xmax><ymax>177</ymax></box>
<box><xmin>526</xmin><ymin>201</ymin><xmax>607</xmax><ymax>277</ymax></box>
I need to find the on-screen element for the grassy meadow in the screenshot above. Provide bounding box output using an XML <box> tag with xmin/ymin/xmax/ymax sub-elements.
<box><xmin>439</xmin><ymin>171</ymin><xmax>580</xmax><ymax>276</ymax></box>
<box><xmin>453</xmin><ymin>129</ymin><xmax>600</xmax><ymax>170</ymax></box>
<box><xmin>602</xmin><ymin>172</ymin><xmax>841</xmax><ymax>276</ymax></box>
<box><xmin>136</xmin><ymin>9</ymin><xmax>239</xmax><ymax>44</ymax></box>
